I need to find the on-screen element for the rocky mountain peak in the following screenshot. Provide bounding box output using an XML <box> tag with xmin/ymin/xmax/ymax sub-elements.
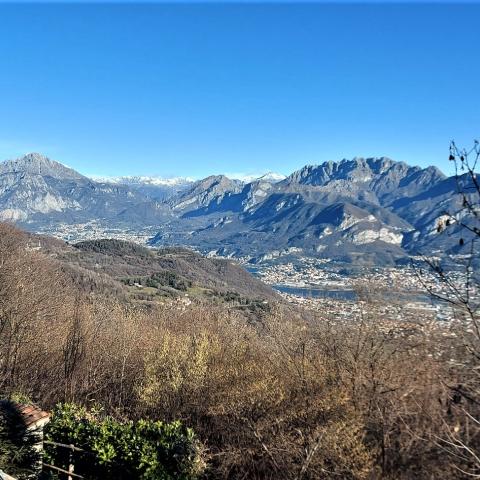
<box><xmin>0</xmin><ymin>153</ymin><xmax>85</xmax><ymax>180</ymax></box>
<box><xmin>284</xmin><ymin>156</ymin><xmax>443</xmax><ymax>189</ymax></box>
<box><xmin>169</xmin><ymin>175</ymin><xmax>243</xmax><ymax>212</ymax></box>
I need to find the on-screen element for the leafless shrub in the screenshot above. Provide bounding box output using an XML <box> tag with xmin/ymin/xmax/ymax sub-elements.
<box><xmin>2</xmin><ymin>221</ymin><xmax>479</xmax><ymax>478</ymax></box>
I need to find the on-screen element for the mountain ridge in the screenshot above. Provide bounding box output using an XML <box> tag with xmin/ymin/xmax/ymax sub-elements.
<box><xmin>151</xmin><ymin>156</ymin><xmax>463</xmax><ymax>264</ymax></box>
<box><xmin>0</xmin><ymin>152</ymin><xmax>467</xmax><ymax>265</ymax></box>
<box><xmin>0</xmin><ymin>152</ymin><xmax>85</xmax><ymax>180</ymax></box>
<box><xmin>0</xmin><ymin>153</ymin><xmax>170</xmax><ymax>225</ymax></box>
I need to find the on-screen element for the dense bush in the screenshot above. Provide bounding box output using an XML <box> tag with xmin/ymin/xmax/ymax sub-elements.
<box><xmin>122</xmin><ymin>271</ymin><xmax>192</xmax><ymax>291</ymax></box>
<box><xmin>148</xmin><ymin>271</ymin><xmax>192</xmax><ymax>291</ymax></box>
<box><xmin>136</xmin><ymin>313</ymin><xmax>378</xmax><ymax>479</ymax></box>
<box><xmin>44</xmin><ymin>403</ymin><xmax>204</xmax><ymax>480</ymax></box>
<box><xmin>74</xmin><ymin>239</ymin><xmax>153</xmax><ymax>258</ymax></box>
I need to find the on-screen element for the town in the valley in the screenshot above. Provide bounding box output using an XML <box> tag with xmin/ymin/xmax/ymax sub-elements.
<box><xmin>37</xmin><ymin>220</ymin><xmax>474</xmax><ymax>326</ymax></box>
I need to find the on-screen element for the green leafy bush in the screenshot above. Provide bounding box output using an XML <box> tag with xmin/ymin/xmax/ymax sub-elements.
<box><xmin>44</xmin><ymin>403</ymin><xmax>204</xmax><ymax>480</ymax></box>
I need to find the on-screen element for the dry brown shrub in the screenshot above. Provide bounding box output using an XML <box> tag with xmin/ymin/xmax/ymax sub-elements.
<box><xmin>2</xmin><ymin>222</ymin><xmax>479</xmax><ymax>478</ymax></box>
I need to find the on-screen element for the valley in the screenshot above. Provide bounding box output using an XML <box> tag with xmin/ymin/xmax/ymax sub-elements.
<box><xmin>1</xmin><ymin>152</ymin><xmax>476</xmax><ymax>269</ymax></box>
<box><xmin>250</xmin><ymin>258</ymin><xmax>461</xmax><ymax>322</ymax></box>
<box><xmin>1</xmin><ymin>151</ymin><xmax>475</xmax><ymax>324</ymax></box>
<box><xmin>0</xmin><ymin>152</ymin><xmax>478</xmax><ymax>480</ymax></box>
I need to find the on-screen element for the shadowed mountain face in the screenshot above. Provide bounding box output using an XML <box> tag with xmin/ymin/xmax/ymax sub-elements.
<box><xmin>153</xmin><ymin>157</ymin><xmax>465</xmax><ymax>264</ymax></box>
<box><xmin>169</xmin><ymin>175</ymin><xmax>244</xmax><ymax>214</ymax></box>
<box><xmin>0</xmin><ymin>153</ymin><xmax>470</xmax><ymax>265</ymax></box>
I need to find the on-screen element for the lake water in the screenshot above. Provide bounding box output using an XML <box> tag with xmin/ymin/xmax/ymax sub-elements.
<box><xmin>273</xmin><ymin>284</ymin><xmax>442</xmax><ymax>308</ymax></box>
<box><xmin>273</xmin><ymin>285</ymin><xmax>357</xmax><ymax>301</ymax></box>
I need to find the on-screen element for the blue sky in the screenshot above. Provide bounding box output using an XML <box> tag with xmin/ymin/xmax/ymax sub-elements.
<box><xmin>0</xmin><ymin>2</ymin><xmax>479</xmax><ymax>178</ymax></box>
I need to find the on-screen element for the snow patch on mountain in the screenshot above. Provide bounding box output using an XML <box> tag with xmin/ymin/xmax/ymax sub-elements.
<box><xmin>226</xmin><ymin>171</ymin><xmax>286</xmax><ymax>183</ymax></box>
<box><xmin>90</xmin><ymin>175</ymin><xmax>195</xmax><ymax>186</ymax></box>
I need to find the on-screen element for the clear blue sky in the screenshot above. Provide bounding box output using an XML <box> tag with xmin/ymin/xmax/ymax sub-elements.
<box><xmin>0</xmin><ymin>2</ymin><xmax>479</xmax><ymax>178</ymax></box>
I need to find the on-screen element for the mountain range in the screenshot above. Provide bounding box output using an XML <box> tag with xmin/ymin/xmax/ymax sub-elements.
<box><xmin>89</xmin><ymin>175</ymin><xmax>195</xmax><ymax>201</ymax></box>
<box><xmin>0</xmin><ymin>152</ymin><xmax>471</xmax><ymax>265</ymax></box>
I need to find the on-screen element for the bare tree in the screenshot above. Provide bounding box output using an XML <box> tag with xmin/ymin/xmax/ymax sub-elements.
<box><xmin>0</xmin><ymin>224</ymin><xmax>65</xmax><ymax>391</ymax></box>
<box><xmin>422</xmin><ymin>141</ymin><xmax>480</xmax><ymax>476</ymax></box>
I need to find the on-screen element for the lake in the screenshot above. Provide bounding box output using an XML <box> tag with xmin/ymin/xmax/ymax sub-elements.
<box><xmin>273</xmin><ymin>285</ymin><xmax>357</xmax><ymax>301</ymax></box>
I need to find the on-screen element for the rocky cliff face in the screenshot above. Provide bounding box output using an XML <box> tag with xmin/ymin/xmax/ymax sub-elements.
<box><xmin>169</xmin><ymin>175</ymin><xmax>243</xmax><ymax>213</ymax></box>
<box><xmin>0</xmin><ymin>152</ymin><xmax>85</xmax><ymax>180</ymax></box>
<box><xmin>0</xmin><ymin>153</ymin><xmax>170</xmax><ymax>226</ymax></box>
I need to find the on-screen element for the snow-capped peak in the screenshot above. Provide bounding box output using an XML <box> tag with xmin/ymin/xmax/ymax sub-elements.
<box><xmin>226</xmin><ymin>171</ymin><xmax>286</xmax><ymax>183</ymax></box>
<box><xmin>256</xmin><ymin>172</ymin><xmax>287</xmax><ymax>182</ymax></box>
<box><xmin>89</xmin><ymin>175</ymin><xmax>195</xmax><ymax>186</ymax></box>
